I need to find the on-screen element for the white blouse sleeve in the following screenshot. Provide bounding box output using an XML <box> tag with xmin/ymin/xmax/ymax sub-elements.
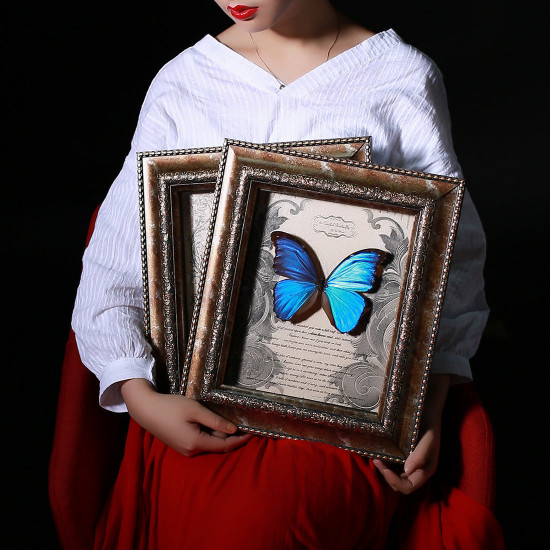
<box><xmin>431</xmin><ymin>188</ymin><xmax>489</xmax><ymax>382</ymax></box>
<box><xmin>71</xmin><ymin>74</ymin><xmax>179</xmax><ymax>412</ymax></box>
<box><xmin>380</xmin><ymin>58</ymin><xmax>490</xmax><ymax>382</ymax></box>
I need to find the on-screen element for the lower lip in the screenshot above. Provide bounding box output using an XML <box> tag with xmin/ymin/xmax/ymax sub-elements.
<box><xmin>228</xmin><ymin>5</ymin><xmax>259</xmax><ymax>20</ymax></box>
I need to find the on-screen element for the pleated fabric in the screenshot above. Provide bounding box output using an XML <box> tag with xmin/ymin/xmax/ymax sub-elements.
<box><xmin>386</xmin><ymin>480</ymin><xmax>507</xmax><ymax>550</ymax></box>
<box><xmin>94</xmin><ymin>419</ymin><xmax>399</xmax><ymax>550</ymax></box>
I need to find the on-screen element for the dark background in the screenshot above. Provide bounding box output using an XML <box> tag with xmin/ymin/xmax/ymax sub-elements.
<box><xmin>6</xmin><ymin>1</ymin><xmax>545</xmax><ymax>548</ymax></box>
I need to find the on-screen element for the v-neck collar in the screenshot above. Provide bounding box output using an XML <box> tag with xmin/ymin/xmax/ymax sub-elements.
<box><xmin>194</xmin><ymin>29</ymin><xmax>403</xmax><ymax>97</ymax></box>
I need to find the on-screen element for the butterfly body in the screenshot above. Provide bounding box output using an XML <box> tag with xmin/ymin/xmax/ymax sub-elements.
<box><xmin>271</xmin><ymin>232</ymin><xmax>387</xmax><ymax>333</ymax></box>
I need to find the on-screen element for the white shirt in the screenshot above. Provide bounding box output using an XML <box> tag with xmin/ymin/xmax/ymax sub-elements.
<box><xmin>72</xmin><ymin>30</ymin><xmax>489</xmax><ymax>412</ymax></box>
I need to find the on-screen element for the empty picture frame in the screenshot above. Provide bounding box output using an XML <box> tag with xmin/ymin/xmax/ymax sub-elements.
<box><xmin>138</xmin><ymin>137</ymin><xmax>372</xmax><ymax>393</ymax></box>
<box><xmin>182</xmin><ymin>140</ymin><xmax>464</xmax><ymax>462</ymax></box>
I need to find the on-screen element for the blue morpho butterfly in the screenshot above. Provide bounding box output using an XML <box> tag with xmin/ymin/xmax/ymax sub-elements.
<box><xmin>271</xmin><ymin>231</ymin><xmax>388</xmax><ymax>334</ymax></box>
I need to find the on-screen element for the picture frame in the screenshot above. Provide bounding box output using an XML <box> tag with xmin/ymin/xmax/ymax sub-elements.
<box><xmin>182</xmin><ymin>140</ymin><xmax>464</xmax><ymax>462</ymax></box>
<box><xmin>138</xmin><ymin>137</ymin><xmax>372</xmax><ymax>393</ymax></box>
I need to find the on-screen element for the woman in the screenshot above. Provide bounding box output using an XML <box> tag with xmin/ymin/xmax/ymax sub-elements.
<box><xmin>72</xmin><ymin>2</ymin><xmax>490</xmax><ymax>547</ymax></box>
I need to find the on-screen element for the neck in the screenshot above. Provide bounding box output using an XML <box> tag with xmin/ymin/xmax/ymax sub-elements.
<box><xmin>215</xmin><ymin>2</ymin><xmax>374</xmax><ymax>87</ymax></box>
<box><xmin>249</xmin><ymin>11</ymin><xmax>340</xmax><ymax>89</ymax></box>
<box><xmin>251</xmin><ymin>1</ymin><xmax>339</xmax><ymax>47</ymax></box>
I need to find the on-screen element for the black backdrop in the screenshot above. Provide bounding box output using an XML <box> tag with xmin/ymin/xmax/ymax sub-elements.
<box><xmin>6</xmin><ymin>2</ymin><xmax>545</xmax><ymax>548</ymax></box>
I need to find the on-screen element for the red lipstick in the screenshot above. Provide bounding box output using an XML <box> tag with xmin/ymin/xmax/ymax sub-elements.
<box><xmin>227</xmin><ymin>4</ymin><xmax>259</xmax><ymax>20</ymax></box>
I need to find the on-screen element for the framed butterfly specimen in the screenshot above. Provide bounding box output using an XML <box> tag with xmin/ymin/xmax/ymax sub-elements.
<box><xmin>271</xmin><ymin>231</ymin><xmax>389</xmax><ymax>334</ymax></box>
<box><xmin>138</xmin><ymin>137</ymin><xmax>372</xmax><ymax>393</ymax></box>
<box><xmin>181</xmin><ymin>139</ymin><xmax>464</xmax><ymax>462</ymax></box>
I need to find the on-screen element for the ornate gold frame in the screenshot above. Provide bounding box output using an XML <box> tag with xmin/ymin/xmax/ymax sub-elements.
<box><xmin>138</xmin><ymin>137</ymin><xmax>372</xmax><ymax>393</ymax></box>
<box><xmin>181</xmin><ymin>140</ymin><xmax>464</xmax><ymax>462</ymax></box>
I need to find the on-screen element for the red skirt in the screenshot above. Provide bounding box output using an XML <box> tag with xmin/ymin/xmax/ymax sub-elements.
<box><xmin>94</xmin><ymin>419</ymin><xmax>399</xmax><ymax>550</ymax></box>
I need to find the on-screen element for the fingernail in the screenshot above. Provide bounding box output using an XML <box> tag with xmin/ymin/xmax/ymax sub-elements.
<box><xmin>227</xmin><ymin>422</ymin><xmax>237</xmax><ymax>433</ymax></box>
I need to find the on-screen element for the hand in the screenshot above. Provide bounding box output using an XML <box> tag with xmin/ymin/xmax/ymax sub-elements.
<box><xmin>373</xmin><ymin>421</ymin><xmax>441</xmax><ymax>494</ymax></box>
<box><xmin>373</xmin><ymin>374</ymin><xmax>451</xmax><ymax>494</ymax></box>
<box><xmin>120</xmin><ymin>378</ymin><xmax>252</xmax><ymax>456</ymax></box>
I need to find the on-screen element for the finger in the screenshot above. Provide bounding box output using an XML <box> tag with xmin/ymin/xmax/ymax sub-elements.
<box><xmin>209</xmin><ymin>430</ymin><xmax>229</xmax><ymax>438</ymax></box>
<box><xmin>373</xmin><ymin>459</ymin><xmax>404</xmax><ymax>492</ymax></box>
<box><xmin>374</xmin><ymin>459</ymin><xmax>423</xmax><ymax>494</ymax></box>
<box><xmin>404</xmin><ymin>451</ymin><xmax>426</xmax><ymax>476</ymax></box>
<box><xmin>193</xmin><ymin>431</ymin><xmax>253</xmax><ymax>454</ymax></box>
<box><xmin>208</xmin><ymin>429</ymin><xmax>249</xmax><ymax>439</ymax></box>
<box><xmin>400</xmin><ymin>469</ymin><xmax>428</xmax><ymax>493</ymax></box>
<box><xmin>223</xmin><ymin>432</ymin><xmax>254</xmax><ymax>451</ymax></box>
<box><xmin>188</xmin><ymin>400</ymin><xmax>238</xmax><ymax>434</ymax></box>
<box><xmin>395</xmin><ymin>477</ymin><xmax>415</xmax><ymax>495</ymax></box>
<box><xmin>373</xmin><ymin>458</ymin><xmax>402</xmax><ymax>476</ymax></box>
<box><xmin>404</xmin><ymin>430</ymin><xmax>435</xmax><ymax>475</ymax></box>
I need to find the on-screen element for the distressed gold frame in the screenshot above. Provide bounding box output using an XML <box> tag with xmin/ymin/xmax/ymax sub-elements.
<box><xmin>182</xmin><ymin>140</ymin><xmax>464</xmax><ymax>462</ymax></box>
<box><xmin>138</xmin><ymin>137</ymin><xmax>372</xmax><ymax>393</ymax></box>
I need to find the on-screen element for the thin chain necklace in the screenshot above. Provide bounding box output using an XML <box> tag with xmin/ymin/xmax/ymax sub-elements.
<box><xmin>249</xmin><ymin>14</ymin><xmax>340</xmax><ymax>90</ymax></box>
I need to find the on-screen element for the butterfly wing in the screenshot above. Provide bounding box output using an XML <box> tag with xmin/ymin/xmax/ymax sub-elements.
<box><xmin>271</xmin><ymin>232</ymin><xmax>319</xmax><ymax>283</ymax></box>
<box><xmin>273</xmin><ymin>279</ymin><xmax>318</xmax><ymax>320</ymax></box>
<box><xmin>271</xmin><ymin>232</ymin><xmax>320</xmax><ymax>321</ymax></box>
<box><xmin>324</xmin><ymin>250</ymin><xmax>387</xmax><ymax>333</ymax></box>
<box><xmin>323</xmin><ymin>286</ymin><xmax>368</xmax><ymax>333</ymax></box>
